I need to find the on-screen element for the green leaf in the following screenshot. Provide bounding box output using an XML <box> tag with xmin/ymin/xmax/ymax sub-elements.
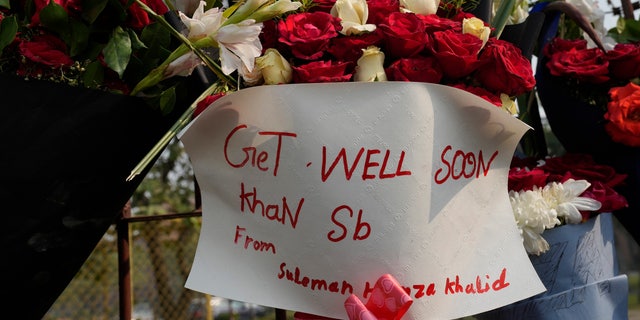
<box><xmin>69</xmin><ymin>19</ymin><xmax>90</xmax><ymax>56</ymax></box>
<box><xmin>0</xmin><ymin>16</ymin><xmax>18</xmax><ymax>55</ymax></box>
<box><xmin>80</xmin><ymin>0</ymin><xmax>108</xmax><ymax>24</ymax></box>
<box><xmin>137</xmin><ymin>23</ymin><xmax>172</xmax><ymax>73</ymax></box>
<box><xmin>159</xmin><ymin>86</ymin><xmax>176</xmax><ymax>115</ymax></box>
<box><xmin>102</xmin><ymin>26</ymin><xmax>132</xmax><ymax>78</ymax></box>
<box><xmin>141</xmin><ymin>23</ymin><xmax>171</xmax><ymax>55</ymax></box>
<box><xmin>40</xmin><ymin>0</ymin><xmax>71</xmax><ymax>39</ymax></box>
<box><xmin>0</xmin><ymin>0</ymin><xmax>10</xmax><ymax>9</ymax></box>
<box><xmin>491</xmin><ymin>0</ymin><xmax>516</xmax><ymax>38</ymax></box>
<box><xmin>127</xmin><ymin>28</ymin><xmax>147</xmax><ymax>51</ymax></box>
<box><xmin>609</xmin><ymin>18</ymin><xmax>640</xmax><ymax>43</ymax></box>
<box><xmin>82</xmin><ymin>60</ymin><xmax>105</xmax><ymax>88</ymax></box>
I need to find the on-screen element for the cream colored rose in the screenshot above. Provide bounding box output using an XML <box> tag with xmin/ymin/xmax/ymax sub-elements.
<box><xmin>400</xmin><ymin>0</ymin><xmax>440</xmax><ymax>15</ymax></box>
<box><xmin>255</xmin><ymin>48</ymin><xmax>293</xmax><ymax>85</ymax></box>
<box><xmin>330</xmin><ymin>0</ymin><xmax>376</xmax><ymax>35</ymax></box>
<box><xmin>240</xmin><ymin>63</ymin><xmax>264</xmax><ymax>86</ymax></box>
<box><xmin>354</xmin><ymin>46</ymin><xmax>387</xmax><ymax>82</ymax></box>
<box><xmin>499</xmin><ymin>94</ymin><xmax>518</xmax><ymax>116</ymax></box>
<box><xmin>462</xmin><ymin>17</ymin><xmax>490</xmax><ymax>48</ymax></box>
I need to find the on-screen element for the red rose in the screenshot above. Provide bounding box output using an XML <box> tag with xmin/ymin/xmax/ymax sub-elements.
<box><xmin>142</xmin><ymin>0</ymin><xmax>169</xmax><ymax>15</ymax></box>
<box><xmin>366</xmin><ymin>0</ymin><xmax>400</xmax><ymax>25</ymax></box>
<box><xmin>510</xmin><ymin>156</ymin><xmax>540</xmax><ymax>170</ymax></box>
<box><xmin>475</xmin><ymin>38</ymin><xmax>535</xmax><ymax>96</ymax></box>
<box><xmin>418</xmin><ymin>14</ymin><xmax>462</xmax><ymax>34</ymax></box>
<box><xmin>450</xmin><ymin>83</ymin><xmax>501</xmax><ymax>106</ymax></box>
<box><xmin>260</xmin><ymin>19</ymin><xmax>279</xmax><ymax>52</ymax></box>
<box><xmin>508</xmin><ymin>167</ymin><xmax>550</xmax><ymax>192</ymax></box>
<box><xmin>327</xmin><ymin>31</ymin><xmax>383</xmax><ymax>65</ymax></box>
<box><xmin>30</xmin><ymin>0</ymin><xmax>80</xmax><ymax>25</ymax></box>
<box><xmin>125</xmin><ymin>1</ymin><xmax>151</xmax><ymax>29</ymax></box>
<box><xmin>377</xmin><ymin>12</ymin><xmax>428</xmax><ymax>59</ymax></box>
<box><xmin>451</xmin><ymin>11</ymin><xmax>478</xmax><ymax>22</ymax></box>
<box><xmin>545</xmin><ymin>46</ymin><xmax>609</xmax><ymax>84</ymax></box>
<box><xmin>543</xmin><ymin>38</ymin><xmax>587</xmax><ymax>57</ymax></box>
<box><xmin>308</xmin><ymin>0</ymin><xmax>337</xmax><ymax>13</ymax></box>
<box><xmin>18</xmin><ymin>34</ymin><xmax>74</xmax><ymax>67</ymax></box>
<box><xmin>539</xmin><ymin>153</ymin><xmax>627</xmax><ymax>187</ymax></box>
<box><xmin>278</xmin><ymin>12</ymin><xmax>342</xmax><ymax>60</ymax></box>
<box><xmin>606</xmin><ymin>42</ymin><xmax>640</xmax><ymax>80</ymax></box>
<box><xmin>123</xmin><ymin>0</ymin><xmax>167</xmax><ymax>28</ymax></box>
<box><xmin>581</xmin><ymin>181</ymin><xmax>628</xmax><ymax>214</ymax></box>
<box><xmin>385</xmin><ymin>56</ymin><xmax>443</xmax><ymax>83</ymax></box>
<box><xmin>604</xmin><ymin>82</ymin><xmax>640</xmax><ymax>147</ymax></box>
<box><xmin>194</xmin><ymin>92</ymin><xmax>226</xmax><ymax>117</ymax></box>
<box><xmin>430</xmin><ymin>30</ymin><xmax>482</xmax><ymax>79</ymax></box>
<box><xmin>292</xmin><ymin>60</ymin><xmax>352</xmax><ymax>83</ymax></box>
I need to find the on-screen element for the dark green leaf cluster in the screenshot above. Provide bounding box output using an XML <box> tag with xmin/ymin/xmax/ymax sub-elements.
<box><xmin>0</xmin><ymin>0</ymin><xmax>184</xmax><ymax>114</ymax></box>
<box><xmin>608</xmin><ymin>18</ymin><xmax>640</xmax><ymax>43</ymax></box>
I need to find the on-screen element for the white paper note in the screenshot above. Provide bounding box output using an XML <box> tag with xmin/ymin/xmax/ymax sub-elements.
<box><xmin>181</xmin><ymin>82</ymin><xmax>545</xmax><ymax>319</ymax></box>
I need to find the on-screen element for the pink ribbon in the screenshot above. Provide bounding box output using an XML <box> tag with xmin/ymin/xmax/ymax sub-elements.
<box><xmin>294</xmin><ymin>274</ymin><xmax>413</xmax><ymax>320</ymax></box>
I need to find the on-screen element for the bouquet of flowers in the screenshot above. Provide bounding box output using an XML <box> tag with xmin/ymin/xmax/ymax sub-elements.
<box><xmin>0</xmin><ymin>0</ymin><xmax>206</xmax><ymax>113</ymax></box>
<box><xmin>539</xmin><ymin>0</ymin><xmax>640</xmax><ymax>147</ymax></box>
<box><xmin>120</xmin><ymin>0</ymin><xmax>542</xmax><ymax>180</ymax></box>
<box><xmin>508</xmin><ymin>152</ymin><xmax>628</xmax><ymax>255</ymax></box>
<box><xmin>528</xmin><ymin>0</ymin><xmax>640</xmax><ymax>245</ymax></box>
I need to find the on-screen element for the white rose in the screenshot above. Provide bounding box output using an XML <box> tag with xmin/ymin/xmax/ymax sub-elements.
<box><xmin>354</xmin><ymin>46</ymin><xmax>387</xmax><ymax>82</ymax></box>
<box><xmin>462</xmin><ymin>17</ymin><xmax>490</xmax><ymax>48</ymax></box>
<box><xmin>330</xmin><ymin>0</ymin><xmax>376</xmax><ymax>35</ymax></box>
<box><xmin>255</xmin><ymin>48</ymin><xmax>293</xmax><ymax>85</ymax></box>
<box><xmin>399</xmin><ymin>0</ymin><xmax>440</xmax><ymax>15</ymax></box>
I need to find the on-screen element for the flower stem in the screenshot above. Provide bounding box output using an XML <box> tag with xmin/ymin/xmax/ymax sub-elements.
<box><xmin>134</xmin><ymin>0</ymin><xmax>237</xmax><ymax>89</ymax></box>
<box><xmin>126</xmin><ymin>84</ymin><xmax>220</xmax><ymax>181</ymax></box>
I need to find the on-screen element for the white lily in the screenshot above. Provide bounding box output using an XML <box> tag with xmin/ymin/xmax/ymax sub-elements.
<box><xmin>247</xmin><ymin>0</ymin><xmax>304</xmax><ymax>23</ymax></box>
<box><xmin>330</xmin><ymin>0</ymin><xmax>376</xmax><ymax>36</ymax></box>
<box><xmin>164</xmin><ymin>52</ymin><xmax>202</xmax><ymax>78</ymax></box>
<box><xmin>226</xmin><ymin>0</ymin><xmax>272</xmax><ymax>25</ymax></box>
<box><xmin>179</xmin><ymin>1</ymin><xmax>225</xmax><ymax>40</ymax></box>
<box><xmin>214</xmin><ymin>20</ymin><xmax>264</xmax><ymax>75</ymax></box>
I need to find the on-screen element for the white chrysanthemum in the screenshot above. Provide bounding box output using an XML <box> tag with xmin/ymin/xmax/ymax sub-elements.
<box><xmin>541</xmin><ymin>179</ymin><xmax>601</xmax><ymax>224</ymax></box>
<box><xmin>510</xmin><ymin>188</ymin><xmax>560</xmax><ymax>255</ymax></box>
<box><xmin>510</xmin><ymin>179</ymin><xmax>602</xmax><ymax>255</ymax></box>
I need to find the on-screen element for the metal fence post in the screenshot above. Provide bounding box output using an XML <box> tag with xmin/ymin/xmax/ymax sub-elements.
<box><xmin>118</xmin><ymin>201</ymin><xmax>132</xmax><ymax>320</ymax></box>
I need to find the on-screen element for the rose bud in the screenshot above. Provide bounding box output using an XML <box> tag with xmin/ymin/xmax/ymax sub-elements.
<box><xmin>400</xmin><ymin>0</ymin><xmax>440</xmax><ymax>15</ymax></box>
<box><xmin>354</xmin><ymin>46</ymin><xmax>387</xmax><ymax>82</ymax></box>
<box><xmin>256</xmin><ymin>48</ymin><xmax>293</xmax><ymax>85</ymax></box>
<box><xmin>462</xmin><ymin>17</ymin><xmax>490</xmax><ymax>48</ymax></box>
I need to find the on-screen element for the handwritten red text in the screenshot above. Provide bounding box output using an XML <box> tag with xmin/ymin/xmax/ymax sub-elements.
<box><xmin>277</xmin><ymin>262</ymin><xmax>354</xmax><ymax>295</ymax></box>
<box><xmin>225</xmin><ymin>124</ymin><xmax>297</xmax><ymax>176</ymax></box>
<box><xmin>434</xmin><ymin>145</ymin><xmax>499</xmax><ymax>184</ymax></box>
<box><xmin>444</xmin><ymin>268</ymin><xmax>510</xmax><ymax>295</ymax></box>
<box><xmin>234</xmin><ymin>225</ymin><xmax>276</xmax><ymax>254</ymax></box>
<box><xmin>321</xmin><ymin>147</ymin><xmax>411</xmax><ymax>182</ymax></box>
<box><xmin>327</xmin><ymin>205</ymin><xmax>371</xmax><ymax>242</ymax></box>
<box><xmin>362</xmin><ymin>281</ymin><xmax>437</xmax><ymax>299</ymax></box>
<box><xmin>239</xmin><ymin>183</ymin><xmax>303</xmax><ymax>229</ymax></box>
